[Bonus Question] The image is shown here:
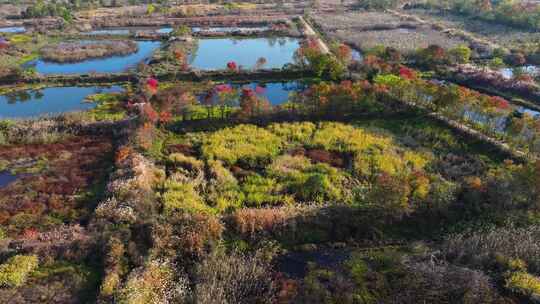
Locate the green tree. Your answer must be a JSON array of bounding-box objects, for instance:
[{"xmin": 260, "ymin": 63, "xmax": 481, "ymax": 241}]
[{"xmin": 448, "ymin": 45, "xmax": 472, "ymax": 64}]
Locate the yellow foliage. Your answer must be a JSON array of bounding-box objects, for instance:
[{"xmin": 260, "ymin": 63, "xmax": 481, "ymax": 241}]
[
  {"xmin": 506, "ymin": 271, "xmax": 540, "ymax": 296},
  {"xmin": 403, "ymin": 151, "xmax": 430, "ymax": 171},
  {"xmin": 268, "ymin": 122, "xmax": 316, "ymax": 145},
  {"xmin": 162, "ymin": 180, "xmax": 214, "ymax": 215},
  {"xmin": 168, "ymin": 153, "xmax": 204, "ymax": 172},
  {"xmin": 100, "ymin": 272, "xmax": 120, "ymax": 297},
  {"xmin": 311, "ymin": 122, "xmax": 391, "ymax": 153},
  {"xmin": 9, "ymin": 34, "xmax": 32, "ymax": 44},
  {"xmin": 411, "ymin": 174, "xmax": 431, "ymax": 201},
  {"xmin": 201, "ymin": 124, "xmax": 282, "ymax": 166},
  {"xmin": 0, "ymin": 254, "xmax": 39, "ymax": 287}
]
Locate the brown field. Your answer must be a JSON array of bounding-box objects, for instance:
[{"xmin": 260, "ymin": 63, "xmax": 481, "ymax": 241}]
[{"xmin": 312, "ymin": 11, "xmax": 468, "ymax": 53}]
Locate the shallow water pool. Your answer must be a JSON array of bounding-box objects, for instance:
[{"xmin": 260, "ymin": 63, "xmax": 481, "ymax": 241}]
[
  {"xmin": 189, "ymin": 37, "xmax": 300, "ymax": 70},
  {"xmin": 0, "ymin": 86, "xmax": 123, "ymax": 119},
  {"xmin": 26, "ymin": 41, "xmax": 161, "ymax": 74}
]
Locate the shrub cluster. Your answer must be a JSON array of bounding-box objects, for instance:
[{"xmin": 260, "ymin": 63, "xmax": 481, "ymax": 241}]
[{"xmin": 0, "ymin": 255, "xmax": 39, "ymax": 287}]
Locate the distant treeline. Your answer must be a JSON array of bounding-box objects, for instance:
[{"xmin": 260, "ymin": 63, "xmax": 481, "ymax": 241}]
[{"xmin": 410, "ymin": 0, "xmax": 540, "ymax": 31}]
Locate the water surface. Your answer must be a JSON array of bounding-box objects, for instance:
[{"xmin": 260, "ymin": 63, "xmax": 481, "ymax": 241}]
[
  {"xmin": 0, "ymin": 86, "xmax": 122, "ymax": 119},
  {"xmin": 0, "ymin": 171, "xmax": 22, "ymax": 188},
  {"xmin": 200, "ymin": 81, "xmax": 305, "ymax": 106},
  {"xmin": 26, "ymin": 41, "xmax": 161, "ymax": 74},
  {"xmin": 157, "ymin": 27, "xmax": 173, "ymax": 34},
  {"xmin": 0, "ymin": 27, "xmax": 25, "ymax": 33},
  {"xmin": 517, "ymin": 106, "xmax": 540, "ymax": 117},
  {"xmin": 351, "ymin": 49, "xmax": 363, "ymax": 61},
  {"xmin": 500, "ymin": 65, "xmax": 539, "ymax": 79},
  {"xmin": 190, "ymin": 37, "xmax": 300, "ymax": 70}
]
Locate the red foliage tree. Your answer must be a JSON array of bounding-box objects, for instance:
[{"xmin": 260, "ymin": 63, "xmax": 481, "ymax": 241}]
[
  {"xmin": 159, "ymin": 111, "xmax": 173, "ymax": 123},
  {"xmin": 0, "ymin": 40, "xmax": 8, "ymax": 50},
  {"xmin": 255, "ymin": 57, "xmax": 267, "ymax": 70},
  {"xmin": 227, "ymin": 61, "xmax": 238, "ymax": 72},
  {"xmin": 239, "ymin": 87, "xmax": 269, "ymax": 117},
  {"xmin": 146, "ymin": 77, "xmax": 159, "ymax": 95},
  {"xmin": 399, "ymin": 66, "xmax": 417, "ymax": 80},
  {"xmin": 140, "ymin": 103, "xmax": 159, "ymax": 123}
]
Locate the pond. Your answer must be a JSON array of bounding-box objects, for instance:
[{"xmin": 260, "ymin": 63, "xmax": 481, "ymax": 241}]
[
  {"xmin": 0, "ymin": 26, "xmax": 25, "ymax": 33},
  {"xmin": 0, "ymin": 171, "xmax": 25, "ymax": 188},
  {"xmin": 499, "ymin": 65, "xmax": 539, "ymax": 79},
  {"xmin": 275, "ymin": 249, "xmax": 351, "ymax": 279},
  {"xmin": 518, "ymin": 106, "xmax": 540, "ymax": 117},
  {"xmin": 189, "ymin": 37, "xmax": 300, "ymax": 70},
  {"xmin": 0, "ymin": 86, "xmax": 123, "ymax": 119},
  {"xmin": 25, "ymin": 41, "xmax": 161, "ymax": 74},
  {"xmin": 200, "ymin": 81, "xmax": 306, "ymax": 106},
  {"xmin": 351, "ymin": 48, "xmax": 363, "ymax": 61},
  {"xmin": 157, "ymin": 27, "xmax": 173, "ymax": 34}
]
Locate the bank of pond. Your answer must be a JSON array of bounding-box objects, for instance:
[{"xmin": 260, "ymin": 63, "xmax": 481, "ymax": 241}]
[
  {"xmin": 83, "ymin": 26, "xmax": 270, "ymax": 36},
  {"xmin": 192, "ymin": 26, "xmax": 270, "ymax": 33},
  {"xmin": 84, "ymin": 27, "xmax": 173, "ymax": 35}
]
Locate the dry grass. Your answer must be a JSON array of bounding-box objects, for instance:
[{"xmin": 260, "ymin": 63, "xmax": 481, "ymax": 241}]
[
  {"xmin": 404, "ymin": 8, "xmax": 540, "ymax": 50},
  {"xmin": 443, "ymin": 226, "xmax": 540, "ymax": 274},
  {"xmin": 312, "ymin": 11, "xmax": 406, "ymax": 31},
  {"xmin": 312, "ymin": 11, "xmax": 468, "ymax": 53},
  {"xmin": 0, "ymin": 135, "xmax": 113, "ymax": 237},
  {"xmin": 337, "ymin": 26, "xmax": 466, "ymax": 53},
  {"xmin": 195, "ymin": 249, "xmax": 275, "ymax": 304}
]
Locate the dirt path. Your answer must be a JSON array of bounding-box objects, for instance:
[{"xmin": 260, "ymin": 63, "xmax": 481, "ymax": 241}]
[{"xmin": 298, "ymin": 16, "xmax": 330, "ymax": 54}]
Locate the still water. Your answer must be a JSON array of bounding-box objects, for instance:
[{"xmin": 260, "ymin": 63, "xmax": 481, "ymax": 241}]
[
  {"xmin": 26, "ymin": 41, "xmax": 161, "ymax": 74},
  {"xmin": 190, "ymin": 37, "xmax": 300, "ymax": 70},
  {"xmin": 0, "ymin": 86, "xmax": 122, "ymax": 118},
  {"xmin": 200, "ymin": 81, "xmax": 306, "ymax": 106}
]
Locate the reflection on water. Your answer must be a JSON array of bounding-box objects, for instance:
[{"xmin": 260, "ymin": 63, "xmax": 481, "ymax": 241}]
[
  {"xmin": 190, "ymin": 37, "xmax": 300, "ymax": 70},
  {"xmin": 0, "ymin": 86, "xmax": 123, "ymax": 118},
  {"xmin": 462, "ymin": 104, "xmax": 540, "ymax": 133},
  {"xmin": 499, "ymin": 65, "xmax": 539, "ymax": 79},
  {"xmin": 25, "ymin": 41, "xmax": 161, "ymax": 74},
  {"xmin": 199, "ymin": 81, "xmax": 307, "ymax": 106}
]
